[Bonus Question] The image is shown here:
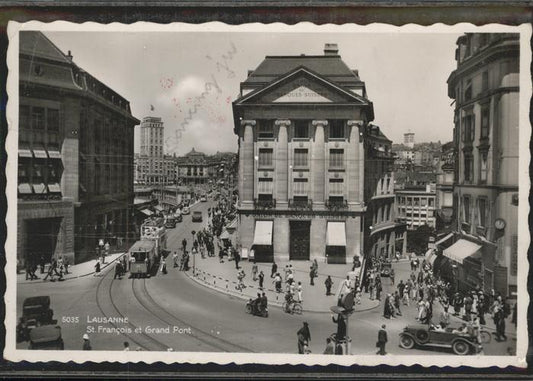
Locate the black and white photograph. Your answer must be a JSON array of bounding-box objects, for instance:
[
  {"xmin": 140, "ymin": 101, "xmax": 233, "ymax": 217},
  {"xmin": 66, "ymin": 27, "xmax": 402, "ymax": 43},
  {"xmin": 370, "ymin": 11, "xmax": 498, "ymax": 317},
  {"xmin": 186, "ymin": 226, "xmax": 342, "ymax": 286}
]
[{"xmin": 4, "ymin": 21, "xmax": 530, "ymax": 367}]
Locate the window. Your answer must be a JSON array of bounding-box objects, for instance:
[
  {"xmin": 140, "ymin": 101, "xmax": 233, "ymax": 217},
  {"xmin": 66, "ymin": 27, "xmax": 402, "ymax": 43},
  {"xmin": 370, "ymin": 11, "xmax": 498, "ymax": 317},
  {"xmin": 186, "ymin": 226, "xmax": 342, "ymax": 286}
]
[
  {"xmin": 406, "ymin": 197, "xmax": 412, "ymax": 206},
  {"xmin": 258, "ymin": 148, "xmax": 273, "ymax": 167},
  {"xmin": 481, "ymin": 105, "xmax": 490, "ymax": 139},
  {"xmin": 294, "ymin": 120, "xmax": 309, "ymax": 139},
  {"xmin": 481, "ymin": 71, "xmax": 489, "ymax": 92},
  {"xmin": 464, "ymin": 154, "xmax": 474, "ymax": 182},
  {"xmin": 293, "ymin": 178, "xmax": 308, "ymax": 195},
  {"xmin": 258, "ymin": 178, "xmax": 273, "ymax": 194},
  {"xmin": 329, "ymin": 120, "xmax": 345, "ymax": 139},
  {"xmin": 463, "ymin": 196, "xmax": 471, "ymax": 223},
  {"xmin": 462, "ymin": 114, "xmax": 475, "ymax": 142},
  {"xmin": 329, "ymin": 178, "xmax": 344, "ymax": 195},
  {"xmin": 464, "ymin": 80, "xmax": 472, "ymax": 101},
  {"xmin": 480, "ymin": 153, "xmax": 488, "ymax": 182},
  {"xmin": 414, "ymin": 198, "xmax": 419, "ymax": 207},
  {"xmin": 294, "ymin": 149, "xmax": 308, "ymax": 167},
  {"xmin": 421, "ymin": 198, "xmax": 427, "ymax": 207},
  {"xmin": 32, "ymin": 107, "xmax": 45, "ymax": 130},
  {"xmin": 329, "ymin": 149, "xmax": 344, "ymax": 169},
  {"xmin": 428, "ymin": 198, "xmax": 434, "ymax": 207},
  {"xmin": 386, "ymin": 204, "xmax": 391, "ymax": 220},
  {"xmin": 20, "ymin": 105, "xmax": 30, "ymax": 130},
  {"xmin": 386, "ymin": 178, "xmax": 391, "ymax": 193},
  {"xmin": 47, "ymin": 109, "xmax": 59, "ymax": 131},
  {"xmin": 477, "ymin": 198, "xmax": 488, "ymax": 228},
  {"xmin": 258, "ymin": 120, "xmax": 274, "ymax": 139}
]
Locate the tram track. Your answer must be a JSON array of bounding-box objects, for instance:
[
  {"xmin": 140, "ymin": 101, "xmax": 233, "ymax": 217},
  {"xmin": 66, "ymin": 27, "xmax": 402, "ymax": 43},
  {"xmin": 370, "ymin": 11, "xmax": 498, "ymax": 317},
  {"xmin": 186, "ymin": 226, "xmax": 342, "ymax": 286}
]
[
  {"xmin": 94, "ymin": 268, "xmax": 169, "ymax": 352},
  {"xmin": 131, "ymin": 277, "xmax": 254, "ymax": 353}
]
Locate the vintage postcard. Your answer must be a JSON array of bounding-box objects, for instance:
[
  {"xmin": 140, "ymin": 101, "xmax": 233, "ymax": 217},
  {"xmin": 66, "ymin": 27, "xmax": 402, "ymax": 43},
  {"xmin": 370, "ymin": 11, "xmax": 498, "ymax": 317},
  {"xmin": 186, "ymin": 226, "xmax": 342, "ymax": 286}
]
[{"xmin": 4, "ymin": 21, "xmax": 530, "ymax": 367}]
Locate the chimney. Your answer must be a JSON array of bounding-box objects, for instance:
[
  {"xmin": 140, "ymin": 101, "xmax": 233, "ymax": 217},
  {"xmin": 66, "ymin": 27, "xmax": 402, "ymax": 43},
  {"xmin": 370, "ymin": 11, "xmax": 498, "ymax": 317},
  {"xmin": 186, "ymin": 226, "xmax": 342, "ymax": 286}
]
[
  {"xmin": 67, "ymin": 50, "xmax": 73, "ymax": 60},
  {"xmin": 324, "ymin": 43, "xmax": 339, "ymax": 56}
]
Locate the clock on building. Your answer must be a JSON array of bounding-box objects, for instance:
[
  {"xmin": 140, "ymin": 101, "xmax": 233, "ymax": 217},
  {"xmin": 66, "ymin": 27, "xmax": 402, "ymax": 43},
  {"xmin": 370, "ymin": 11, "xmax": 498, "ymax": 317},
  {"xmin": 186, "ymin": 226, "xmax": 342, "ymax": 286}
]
[{"xmin": 494, "ymin": 218, "xmax": 506, "ymax": 230}]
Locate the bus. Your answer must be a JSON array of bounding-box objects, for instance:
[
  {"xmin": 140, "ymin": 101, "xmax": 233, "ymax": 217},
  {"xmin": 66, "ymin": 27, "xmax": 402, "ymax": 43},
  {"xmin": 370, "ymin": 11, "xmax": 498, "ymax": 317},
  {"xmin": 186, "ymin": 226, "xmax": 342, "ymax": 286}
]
[{"xmin": 129, "ymin": 240, "xmax": 157, "ymax": 277}]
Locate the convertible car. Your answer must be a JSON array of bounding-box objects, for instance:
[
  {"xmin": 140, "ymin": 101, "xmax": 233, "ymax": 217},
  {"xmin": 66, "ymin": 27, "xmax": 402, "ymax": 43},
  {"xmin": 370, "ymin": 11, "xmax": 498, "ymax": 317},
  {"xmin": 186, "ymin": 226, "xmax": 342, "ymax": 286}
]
[{"xmin": 399, "ymin": 324, "xmax": 482, "ymax": 355}]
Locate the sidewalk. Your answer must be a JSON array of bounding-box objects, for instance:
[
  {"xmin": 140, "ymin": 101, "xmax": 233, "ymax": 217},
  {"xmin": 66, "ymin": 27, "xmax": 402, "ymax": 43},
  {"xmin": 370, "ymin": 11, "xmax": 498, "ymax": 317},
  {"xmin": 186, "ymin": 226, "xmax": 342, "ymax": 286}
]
[
  {"xmin": 17, "ymin": 252, "xmax": 126, "ymax": 285},
  {"xmin": 184, "ymin": 254, "xmax": 380, "ymax": 313}
]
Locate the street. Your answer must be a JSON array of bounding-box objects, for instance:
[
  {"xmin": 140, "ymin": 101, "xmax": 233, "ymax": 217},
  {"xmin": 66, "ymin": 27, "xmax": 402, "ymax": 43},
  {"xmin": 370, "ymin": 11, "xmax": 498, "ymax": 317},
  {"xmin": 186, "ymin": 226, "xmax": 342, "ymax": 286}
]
[{"xmin": 17, "ymin": 198, "xmax": 516, "ymax": 355}]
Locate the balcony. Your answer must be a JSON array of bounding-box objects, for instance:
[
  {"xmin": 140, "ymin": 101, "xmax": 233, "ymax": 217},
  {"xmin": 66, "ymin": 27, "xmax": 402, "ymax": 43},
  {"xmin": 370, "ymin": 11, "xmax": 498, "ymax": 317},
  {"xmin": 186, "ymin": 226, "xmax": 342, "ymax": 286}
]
[
  {"xmin": 325, "ymin": 199, "xmax": 348, "ymax": 211},
  {"xmin": 254, "ymin": 198, "xmax": 276, "ymax": 210},
  {"xmin": 289, "ymin": 198, "xmax": 313, "ymax": 210}
]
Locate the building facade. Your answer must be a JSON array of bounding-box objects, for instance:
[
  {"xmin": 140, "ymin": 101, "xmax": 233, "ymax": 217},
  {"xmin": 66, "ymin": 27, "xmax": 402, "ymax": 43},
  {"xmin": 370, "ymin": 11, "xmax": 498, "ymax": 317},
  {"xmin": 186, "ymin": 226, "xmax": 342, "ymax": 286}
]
[
  {"xmin": 176, "ymin": 148, "xmax": 210, "ymax": 185},
  {"xmin": 435, "ymin": 141, "xmax": 455, "ymax": 233},
  {"xmin": 403, "ymin": 132, "xmax": 415, "ymax": 148},
  {"xmin": 363, "ymin": 125, "xmax": 406, "ymax": 261},
  {"xmin": 233, "ymin": 44, "xmax": 376, "ymax": 264},
  {"xmin": 442, "ymin": 33, "xmax": 519, "ymax": 297},
  {"xmin": 396, "ymin": 185, "xmax": 437, "ymax": 230},
  {"xmin": 18, "ymin": 31, "xmax": 139, "ymax": 265}
]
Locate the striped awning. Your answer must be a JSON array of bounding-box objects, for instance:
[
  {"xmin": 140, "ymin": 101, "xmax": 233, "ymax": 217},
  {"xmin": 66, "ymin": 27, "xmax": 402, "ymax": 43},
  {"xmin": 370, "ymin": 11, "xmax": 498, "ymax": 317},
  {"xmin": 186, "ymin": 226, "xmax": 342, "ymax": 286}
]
[
  {"xmin": 252, "ymin": 220, "xmax": 273, "ymax": 246},
  {"xmin": 327, "ymin": 222, "xmax": 346, "ymax": 246},
  {"xmin": 33, "ymin": 183, "xmax": 47, "ymax": 194},
  {"xmin": 18, "ymin": 149, "xmax": 32, "ymax": 158},
  {"xmin": 443, "ymin": 239, "xmax": 482, "ymax": 265},
  {"xmin": 48, "ymin": 150, "xmax": 61, "ymax": 159},
  {"xmin": 48, "ymin": 183, "xmax": 61, "ymax": 193},
  {"xmin": 33, "ymin": 149, "xmax": 47, "ymax": 159}
]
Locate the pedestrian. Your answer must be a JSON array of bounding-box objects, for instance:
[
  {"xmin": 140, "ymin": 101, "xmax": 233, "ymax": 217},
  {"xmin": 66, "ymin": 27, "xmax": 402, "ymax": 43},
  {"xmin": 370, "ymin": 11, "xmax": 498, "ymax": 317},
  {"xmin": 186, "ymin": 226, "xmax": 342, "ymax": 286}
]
[
  {"xmin": 82, "ymin": 333, "xmax": 92, "ymax": 350},
  {"xmin": 439, "ymin": 305, "xmax": 450, "ymax": 328},
  {"xmin": 123, "ymin": 341, "xmax": 130, "ymax": 351},
  {"xmin": 297, "ymin": 322, "xmax": 311, "ymax": 354},
  {"xmin": 383, "ymin": 294, "xmax": 392, "ymax": 319},
  {"xmin": 161, "ymin": 260, "xmax": 167, "ymax": 275},
  {"xmin": 394, "ymin": 291, "xmax": 402, "ymax": 316},
  {"xmin": 323, "ymin": 337, "xmax": 335, "ymax": 354},
  {"xmin": 273, "ymin": 273, "xmax": 282, "ymax": 293},
  {"xmin": 114, "ymin": 261, "xmax": 122, "ymax": 279},
  {"xmin": 376, "ymin": 324, "xmax": 387, "ymax": 355},
  {"xmin": 252, "ymin": 260, "xmax": 258, "ymax": 281},
  {"xmin": 376, "ymin": 279, "xmax": 383, "ymax": 301},
  {"xmin": 390, "ymin": 268, "xmax": 395, "ymax": 285},
  {"xmin": 271, "ymin": 261, "xmax": 278, "ymax": 278},
  {"xmin": 39, "ymin": 255, "xmax": 45, "ymax": 274},
  {"xmin": 258, "ymin": 270, "xmax": 264, "ymax": 289},
  {"xmin": 297, "ymin": 281, "xmax": 303, "ymax": 303},
  {"xmin": 325, "ymin": 275, "xmax": 333, "ymax": 296},
  {"xmin": 309, "ymin": 267, "xmax": 316, "ymax": 286},
  {"xmin": 64, "ymin": 257, "xmax": 69, "ymax": 274},
  {"xmin": 182, "ymin": 238, "xmax": 187, "ymax": 254}
]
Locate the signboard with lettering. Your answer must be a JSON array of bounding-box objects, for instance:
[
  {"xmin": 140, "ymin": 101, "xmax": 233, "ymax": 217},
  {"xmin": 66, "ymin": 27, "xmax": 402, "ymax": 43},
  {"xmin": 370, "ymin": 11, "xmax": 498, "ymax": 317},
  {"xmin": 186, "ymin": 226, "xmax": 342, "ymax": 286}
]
[{"xmin": 273, "ymin": 86, "xmax": 333, "ymax": 103}]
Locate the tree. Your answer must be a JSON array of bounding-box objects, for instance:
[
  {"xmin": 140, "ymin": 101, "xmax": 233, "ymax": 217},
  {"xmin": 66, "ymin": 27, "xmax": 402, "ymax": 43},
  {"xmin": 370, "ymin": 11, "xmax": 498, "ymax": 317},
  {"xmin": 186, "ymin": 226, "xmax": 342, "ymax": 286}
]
[{"xmin": 406, "ymin": 224, "xmax": 434, "ymax": 255}]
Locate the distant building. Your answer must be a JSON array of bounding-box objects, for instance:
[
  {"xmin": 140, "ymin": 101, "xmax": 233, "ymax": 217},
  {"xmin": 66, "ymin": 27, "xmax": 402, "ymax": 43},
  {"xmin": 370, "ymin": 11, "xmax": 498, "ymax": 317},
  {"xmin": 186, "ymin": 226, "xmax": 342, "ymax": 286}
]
[
  {"xmin": 441, "ymin": 32, "xmax": 519, "ymax": 297},
  {"xmin": 18, "ymin": 31, "xmax": 139, "ymax": 265},
  {"xmin": 403, "ymin": 132, "xmax": 415, "ymax": 148},
  {"xmin": 364, "ymin": 125, "xmax": 407, "ymax": 260},
  {"xmin": 435, "ymin": 141, "xmax": 455, "ymax": 232},
  {"xmin": 396, "ymin": 184, "xmax": 437, "ymax": 230},
  {"xmin": 233, "ymin": 43, "xmax": 375, "ymax": 264},
  {"xmin": 135, "ymin": 117, "xmax": 176, "ymax": 185},
  {"xmin": 176, "ymin": 148, "xmax": 210, "ymax": 185}
]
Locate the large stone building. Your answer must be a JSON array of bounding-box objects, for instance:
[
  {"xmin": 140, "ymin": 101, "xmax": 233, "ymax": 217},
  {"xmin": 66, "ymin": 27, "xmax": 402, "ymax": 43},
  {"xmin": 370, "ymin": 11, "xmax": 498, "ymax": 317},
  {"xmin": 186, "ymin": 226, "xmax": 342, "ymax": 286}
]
[
  {"xmin": 439, "ymin": 33, "xmax": 519, "ymax": 297},
  {"xmin": 176, "ymin": 148, "xmax": 210, "ymax": 185},
  {"xmin": 18, "ymin": 31, "xmax": 139, "ymax": 265},
  {"xmin": 232, "ymin": 43, "xmax": 378, "ymax": 264},
  {"xmin": 135, "ymin": 116, "xmax": 176, "ymax": 185},
  {"xmin": 396, "ymin": 184, "xmax": 437, "ymax": 230},
  {"xmin": 435, "ymin": 141, "xmax": 455, "ymax": 233}
]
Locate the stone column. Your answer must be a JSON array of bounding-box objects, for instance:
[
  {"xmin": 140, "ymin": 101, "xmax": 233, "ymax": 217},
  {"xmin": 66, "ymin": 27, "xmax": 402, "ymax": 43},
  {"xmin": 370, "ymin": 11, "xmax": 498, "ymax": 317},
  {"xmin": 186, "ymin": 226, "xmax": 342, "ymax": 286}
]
[
  {"xmin": 312, "ymin": 120, "xmax": 327, "ymax": 205},
  {"xmin": 241, "ymin": 120, "xmax": 256, "ymax": 205},
  {"xmin": 347, "ymin": 120, "xmax": 363, "ymax": 204},
  {"xmin": 275, "ymin": 120, "xmax": 290, "ymax": 206}
]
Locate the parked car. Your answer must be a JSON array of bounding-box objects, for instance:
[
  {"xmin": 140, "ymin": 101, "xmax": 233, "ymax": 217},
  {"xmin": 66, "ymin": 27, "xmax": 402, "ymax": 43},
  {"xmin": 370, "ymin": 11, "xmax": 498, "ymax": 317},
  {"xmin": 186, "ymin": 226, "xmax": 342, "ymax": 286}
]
[
  {"xmin": 380, "ymin": 262, "xmax": 392, "ymax": 277},
  {"xmin": 182, "ymin": 207, "xmax": 190, "ymax": 215},
  {"xmin": 200, "ymin": 195, "xmax": 207, "ymax": 202},
  {"xmin": 22, "ymin": 296, "xmax": 54, "ymax": 329},
  {"xmin": 28, "ymin": 324, "xmax": 64, "ymax": 350},
  {"xmin": 192, "ymin": 211, "xmax": 203, "ymax": 222},
  {"xmin": 175, "ymin": 214, "xmax": 183, "ymax": 223},
  {"xmin": 399, "ymin": 324, "xmax": 482, "ymax": 355}
]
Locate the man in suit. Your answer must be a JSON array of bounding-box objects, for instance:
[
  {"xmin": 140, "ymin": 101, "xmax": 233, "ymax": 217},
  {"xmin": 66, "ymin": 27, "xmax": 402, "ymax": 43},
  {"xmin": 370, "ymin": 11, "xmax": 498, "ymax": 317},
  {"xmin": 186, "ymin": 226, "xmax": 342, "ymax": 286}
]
[{"xmin": 376, "ymin": 324, "xmax": 388, "ymax": 355}]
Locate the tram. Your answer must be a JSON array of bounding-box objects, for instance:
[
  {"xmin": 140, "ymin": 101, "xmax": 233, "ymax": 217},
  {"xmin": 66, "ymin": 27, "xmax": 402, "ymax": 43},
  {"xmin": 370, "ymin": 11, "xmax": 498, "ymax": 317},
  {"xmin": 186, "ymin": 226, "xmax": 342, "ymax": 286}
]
[
  {"xmin": 129, "ymin": 240, "xmax": 157, "ymax": 277},
  {"xmin": 140, "ymin": 217, "xmax": 168, "ymax": 257}
]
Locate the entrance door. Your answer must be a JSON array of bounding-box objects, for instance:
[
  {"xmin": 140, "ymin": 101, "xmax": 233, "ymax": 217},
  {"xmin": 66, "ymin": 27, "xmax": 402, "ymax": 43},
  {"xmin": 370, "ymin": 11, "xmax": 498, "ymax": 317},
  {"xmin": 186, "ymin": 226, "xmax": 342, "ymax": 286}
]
[
  {"xmin": 289, "ymin": 221, "xmax": 310, "ymax": 260},
  {"xmin": 25, "ymin": 217, "xmax": 62, "ymax": 264}
]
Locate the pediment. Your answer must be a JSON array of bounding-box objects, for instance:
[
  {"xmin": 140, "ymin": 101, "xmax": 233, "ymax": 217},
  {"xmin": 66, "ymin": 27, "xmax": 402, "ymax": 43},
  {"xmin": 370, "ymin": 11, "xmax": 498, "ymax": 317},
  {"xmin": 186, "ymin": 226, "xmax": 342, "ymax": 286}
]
[{"xmin": 237, "ymin": 67, "xmax": 368, "ymax": 105}]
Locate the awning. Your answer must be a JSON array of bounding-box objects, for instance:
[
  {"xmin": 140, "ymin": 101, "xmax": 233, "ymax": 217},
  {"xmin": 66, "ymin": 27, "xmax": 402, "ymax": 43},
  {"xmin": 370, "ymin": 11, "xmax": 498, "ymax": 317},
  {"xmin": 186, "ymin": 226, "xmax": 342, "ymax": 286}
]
[
  {"xmin": 435, "ymin": 232, "xmax": 454, "ymax": 246},
  {"xmin": 48, "ymin": 183, "xmax": 61, "ymax": 193},
  {"xmin": 18, "ymin": 183, "xmax": 32, "ymax": 194},
  {"xmin": 48, "ymin": 150, "xmax": 61, "ymax": 159},
  {"xmin": 443, "ymin": 239, "xmax": 482, "ymax": 264},
  {"xmin": 18, "ymin": 149, "xmax": 32, "ymax": 158},
  {"xmin": 327, "ymin": 222, "xmax": 346, "ymax": 246},
  {"xmin": 425, "ymin": 249, "xmax": 435, "ymax": 262},
  {"xmin": 140, "ymin": 209, "xmax": 153, "ymax": 216},
  {"xmin": 252, "ymin": 220, "xmax": 273, "ymax": 246},
  {"xmin": 33, "ymin": 149, "xmax": 47, "ymax": 159},
  {"xmin": 33, "ymin": 183, "xmax": 47, "ymax": 194}
]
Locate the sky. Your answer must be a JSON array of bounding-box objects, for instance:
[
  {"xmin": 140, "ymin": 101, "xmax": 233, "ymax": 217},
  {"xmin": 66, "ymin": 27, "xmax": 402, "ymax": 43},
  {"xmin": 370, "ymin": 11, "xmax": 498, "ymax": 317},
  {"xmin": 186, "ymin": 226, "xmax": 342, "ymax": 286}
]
[{"xmin": 44, "ymin": 30, "xmax": 462, "ymax": 155}]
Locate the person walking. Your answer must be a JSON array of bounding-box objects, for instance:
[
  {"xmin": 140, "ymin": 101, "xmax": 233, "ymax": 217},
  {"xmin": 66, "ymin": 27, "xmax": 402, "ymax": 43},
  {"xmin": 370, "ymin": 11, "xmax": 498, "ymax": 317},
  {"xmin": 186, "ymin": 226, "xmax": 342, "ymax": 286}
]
[
  {"xmin": 182, "ymin": 238, "xmax": 187, "ymax": 254},
  {"xmin": 390, "ymin": 268, "xmax": 395, "ymax": 285},
  {"xmin": 273, "ymin": 273, "xmax": 282, "ymax": 293},
  {"xmin": 325, "ymin": 276, "xmax": 333, "ymax": 296},
  {"xmin": 297, "ymin": 281, "xmax": 303, "ymax": 303},
  {"xmin": 114, "ymin": 260, "xmax": 122, "ymax": 279},
  {"xmin": 258, "ymin": 270, "xmax": 265, "ymax": 289},
  {"xmin": 233, "ymin": 248, "xmax": 241, "ymax": 269},
  {"xmin": 94, "ymin": 260, "xmax": 101, "ymax": 277},
  {"xmin": 251, "ymin": 261, "xmax": 258, "ymax": 281},
  {"xmin": 297, "ymin": 322, "xmax": 311, "ymax": 354},
  {"xmin": 309, "ymin": 267, "xmax": 317, "ymax": 286},
  {"xmin": 376, "ymin": 324, "xmax": 388, "ymax": 355},
  {"xmin": 39, "ymin": 255, "xmax": 45, "ymax": 274},
  {"xmin": 323, "ymin": 337, "xmax": 335, "ymax": 354},
  {"xmin": 82, "ymin": 334, "xmax": 92, "ymax": 350},
  {"xmin": 271, "ymin": 261, "xmax": 278, "ymax": 278}
]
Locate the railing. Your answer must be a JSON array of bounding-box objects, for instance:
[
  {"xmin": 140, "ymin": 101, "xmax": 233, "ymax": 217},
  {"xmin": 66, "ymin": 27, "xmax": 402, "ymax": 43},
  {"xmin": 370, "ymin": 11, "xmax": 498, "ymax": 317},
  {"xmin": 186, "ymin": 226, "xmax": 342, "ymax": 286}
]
[
  {"xmin": 254, "ymin": 198, "xmax": 276, "ymax": 210},
  {"xmin": 325, "ymin": 199, "xmax": 348, "ymax": 210},
  {"xmin": 288, "ymin": 199, "xmax": 313, "ymax": 210}
]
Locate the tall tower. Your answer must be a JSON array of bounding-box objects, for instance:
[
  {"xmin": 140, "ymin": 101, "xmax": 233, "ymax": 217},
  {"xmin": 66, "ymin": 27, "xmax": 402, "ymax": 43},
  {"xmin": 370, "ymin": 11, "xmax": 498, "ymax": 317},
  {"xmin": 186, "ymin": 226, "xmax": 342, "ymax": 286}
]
[
  {"xmin": 403, "ymin": 132, "xmax": 415, "ymax": 148},
  {"xmin": 140, "ymin": 116, "xmax": 164, "ymax": 158}
]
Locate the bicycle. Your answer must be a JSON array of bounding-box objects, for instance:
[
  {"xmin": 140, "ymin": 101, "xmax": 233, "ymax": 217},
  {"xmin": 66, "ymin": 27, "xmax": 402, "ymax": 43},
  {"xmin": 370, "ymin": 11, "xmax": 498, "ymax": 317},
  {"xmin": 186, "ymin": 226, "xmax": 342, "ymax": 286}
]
[{"xmin": 282, "ymin": 300, "xmax": 303, "ymax": 315}]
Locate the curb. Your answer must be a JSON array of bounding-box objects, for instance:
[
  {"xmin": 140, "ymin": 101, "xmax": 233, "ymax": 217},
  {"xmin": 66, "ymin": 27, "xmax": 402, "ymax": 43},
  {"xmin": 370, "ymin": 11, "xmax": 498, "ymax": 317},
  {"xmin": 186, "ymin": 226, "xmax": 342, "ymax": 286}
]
[
  {"xmin": 17, "ymin": 252, "xmax": 127, "ymax": 285},
  {"xmin": 184, "ymin": 269, "xmax": 381, "ymax": 314}
]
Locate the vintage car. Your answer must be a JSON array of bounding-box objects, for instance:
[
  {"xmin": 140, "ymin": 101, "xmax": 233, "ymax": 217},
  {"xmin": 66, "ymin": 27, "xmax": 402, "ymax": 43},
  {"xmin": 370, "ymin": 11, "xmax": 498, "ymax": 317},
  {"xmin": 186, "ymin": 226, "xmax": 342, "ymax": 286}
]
[
  {"xmin": 182, "ymin": 206, "xmax": 190, "ymax": 215},
  {"xmin": 22, "ymin": 296, "xmax": 54, "ymax": 329},
  {"xmin": 192, "ymin": 211, "xmax": 203, "ymax": 222},
  {"xmin": 175, "ymin": 213, "xmax": 183, "ymax": 223},
  {"xmin": 380, "ymin": 261, "xmax": 392, "ymax": 277},
  {"xmin": 28, "ymin": 325, "xmax": 64, "ymax": 350},
  {"xmin": 399, "ymin": 324, "xmax": 482, "ymax": 355}
]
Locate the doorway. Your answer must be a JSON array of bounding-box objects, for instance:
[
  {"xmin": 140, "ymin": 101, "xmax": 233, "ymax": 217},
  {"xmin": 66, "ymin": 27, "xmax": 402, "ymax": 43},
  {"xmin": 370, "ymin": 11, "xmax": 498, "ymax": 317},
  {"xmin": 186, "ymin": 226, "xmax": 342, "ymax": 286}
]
[{"xmin": 289, "ymin": 220, "xmax": 310, "ymax": 260}]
